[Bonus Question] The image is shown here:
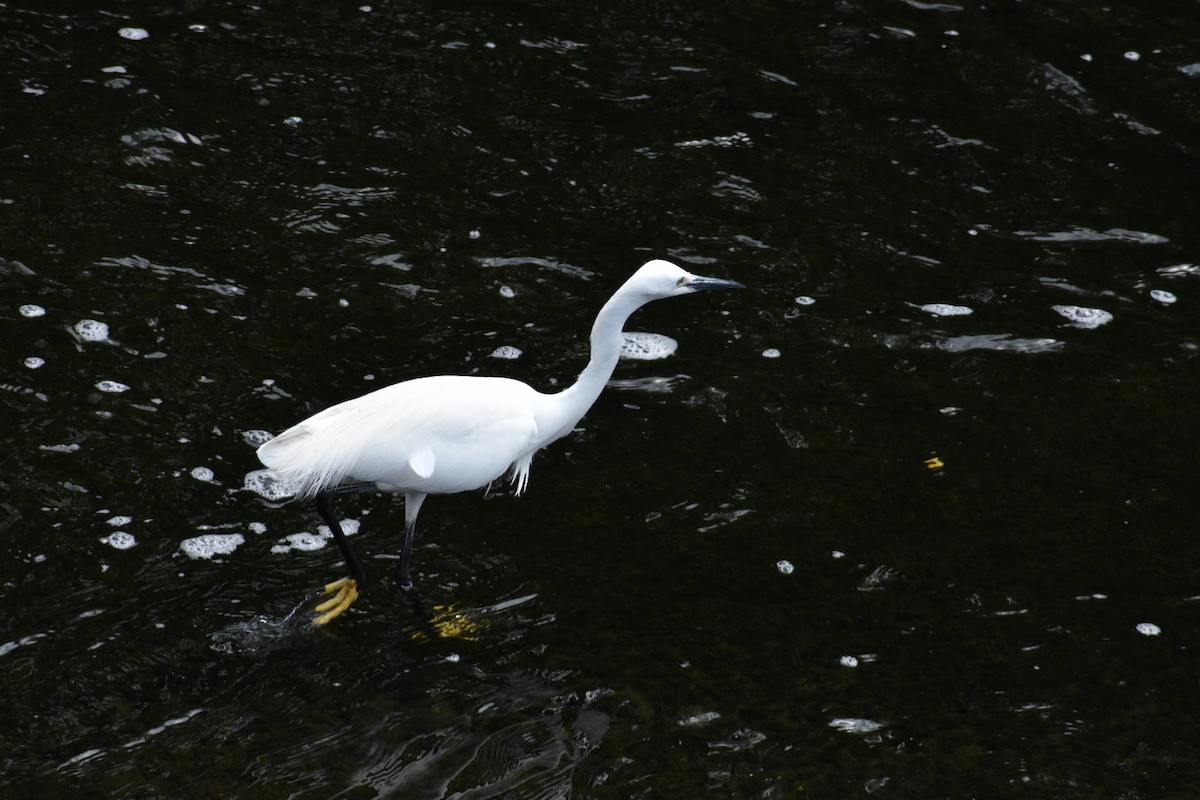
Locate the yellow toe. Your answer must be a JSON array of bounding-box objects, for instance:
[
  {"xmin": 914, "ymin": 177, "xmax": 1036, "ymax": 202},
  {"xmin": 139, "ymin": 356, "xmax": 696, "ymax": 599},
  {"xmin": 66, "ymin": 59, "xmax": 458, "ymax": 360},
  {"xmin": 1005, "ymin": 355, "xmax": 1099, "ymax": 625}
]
[
  {"xmin": 323, "ymin": 576, "xmax": 354, "ymax": 594},
  {"xmin": 312, "ymin": 579, "xmax": 359, "ymax": 625}
]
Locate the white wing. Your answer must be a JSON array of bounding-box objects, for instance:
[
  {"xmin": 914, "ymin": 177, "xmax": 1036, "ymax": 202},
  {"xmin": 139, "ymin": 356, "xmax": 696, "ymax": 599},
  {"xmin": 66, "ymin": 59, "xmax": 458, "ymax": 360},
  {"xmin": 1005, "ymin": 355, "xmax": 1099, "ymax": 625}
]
[{"xmin": 257, "ymin": 375, "xmax": 545, "ymax": 498}]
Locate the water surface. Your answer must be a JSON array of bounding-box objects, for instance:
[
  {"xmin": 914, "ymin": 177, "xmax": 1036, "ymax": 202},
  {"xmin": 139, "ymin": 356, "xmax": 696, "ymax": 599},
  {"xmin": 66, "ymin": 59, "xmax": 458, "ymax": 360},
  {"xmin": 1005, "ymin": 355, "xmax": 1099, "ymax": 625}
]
[{"xmin": 4, "ymin": 1, "xmax": 1200, "ymax": 797}]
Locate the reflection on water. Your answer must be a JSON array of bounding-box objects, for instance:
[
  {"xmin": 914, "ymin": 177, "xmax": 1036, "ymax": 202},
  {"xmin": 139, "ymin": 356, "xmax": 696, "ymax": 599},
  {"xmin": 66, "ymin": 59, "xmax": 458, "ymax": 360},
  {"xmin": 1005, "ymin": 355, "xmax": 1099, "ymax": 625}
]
[{"xmin": 5, "ymin": 0, "xmax": 1200, "ymax": 796}]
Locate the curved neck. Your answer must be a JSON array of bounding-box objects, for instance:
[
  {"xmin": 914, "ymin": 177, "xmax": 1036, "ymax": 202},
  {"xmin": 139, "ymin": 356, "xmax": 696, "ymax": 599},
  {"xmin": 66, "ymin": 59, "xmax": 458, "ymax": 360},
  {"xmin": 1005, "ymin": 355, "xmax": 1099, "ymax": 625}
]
[{"xmin": 544, "ymin": 288, "xmax": 645, "ymax": 436}]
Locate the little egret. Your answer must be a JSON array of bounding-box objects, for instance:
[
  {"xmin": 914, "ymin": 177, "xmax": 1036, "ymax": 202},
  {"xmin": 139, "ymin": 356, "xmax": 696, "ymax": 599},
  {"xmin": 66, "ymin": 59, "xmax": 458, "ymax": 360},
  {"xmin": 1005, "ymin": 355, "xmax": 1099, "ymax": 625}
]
[{"xmin": 257, "ymin": 259, "xmax": 743, "ymax": 624}]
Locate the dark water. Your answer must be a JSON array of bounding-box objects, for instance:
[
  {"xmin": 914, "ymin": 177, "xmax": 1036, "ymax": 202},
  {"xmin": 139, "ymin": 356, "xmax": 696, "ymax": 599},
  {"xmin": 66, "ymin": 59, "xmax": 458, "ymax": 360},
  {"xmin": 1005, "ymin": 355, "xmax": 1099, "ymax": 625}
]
[{"xmin": 5, "ymin": 1, "xmax": 1200, "ymax": 797}]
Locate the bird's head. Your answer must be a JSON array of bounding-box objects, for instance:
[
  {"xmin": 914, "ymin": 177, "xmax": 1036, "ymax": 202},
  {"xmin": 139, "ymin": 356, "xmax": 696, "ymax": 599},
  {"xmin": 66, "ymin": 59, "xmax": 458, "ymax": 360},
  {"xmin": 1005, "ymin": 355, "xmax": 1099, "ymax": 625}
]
[{"xmin": 627, "ymin": 259, "xmax": 745, "ymax": 299}]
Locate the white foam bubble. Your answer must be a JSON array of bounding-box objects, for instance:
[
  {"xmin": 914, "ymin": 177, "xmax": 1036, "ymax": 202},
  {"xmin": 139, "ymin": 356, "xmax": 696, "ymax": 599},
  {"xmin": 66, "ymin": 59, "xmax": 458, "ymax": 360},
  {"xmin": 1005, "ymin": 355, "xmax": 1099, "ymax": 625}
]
[
  {"xmin": 920, "ymin": 303, "xmax": 973, "ymax": 316},
  {"xmin": 74, "ymin": 319, "xmax": 110, "ymax": 342},
  {"xmin": 776, "ymin": 559, "xmax": 794, "ymax": 575},
  {"xmin": 248, "ymin": 521, "xmax": 267, "ymax": 534},
  {"xmin": 101, "ymin": 531, "xmax": 138, "ymax": 550},
  {"xmin": 242, "ymin": 429, "xmax": 274, "ymax": 447},
  {"xmin": 620, "ymin": 332, "xmax": 678, "ymax": 360},
  {"xmin": 119, "ymin": 27, "xmax": 150, "ymax": 40},
  {"xmin": 677, "ymin": 711, "xmax": 721, "ymax": 728},
  {"xmin": 107, "ymin": 515, "xmax": 133, "ymax": 526},
  {"xmin": 1150, "ymin": 289, "xmax": 1177, "ymax": 304},
  {"xmin": 1052, "ymin": 305, "xmax": 1113, "ymax": 329},
  {"xmin": 190, "ymin": 466, "xmax": 215, "ymax": 482},
  {"xmin": 762, "ymin": 348, "xmax": 781, "ymax": 358},
  {"xmin": 498, "ymin": 285, "xmax": 515, "ymax": 298},
  {"xmin": 96, "ymin": 380, "xmax": 130, "ymax": 393},
  {"xmin": 317, "ymin": 519, "xmax": 360, "ymax": 537},
  {"xmin": 829, "ymin": 717, "xmax": 884, "ymax": 734},
  {"xmin": 270, "ymin": 532, "xmax": 327, "ymax": 553},
  {"xmin": 1135, "ymin": 622, "xmax": 1161, "ymax": 636},
  {"xmin": 243, "ymin": 469, "xmax": 297, "ymax": 501},
  {"xmin": 489, "ymin": 345, "xmax": 523, "ymax": 359},
  {"xmin": 19, "ymin": 304, "xmax": 46, "ymax": 318},
  {"xmin": 839, "ymin": 655, "xmax": 859, "ymax": 668},
  {"xmin": 180, "ymin": 533, "xmax": 244, "ymax": 560},
  {"xmin": 24, "ymin": 357, "xmax": 45, "ymax": 369},
  {"xmin": 795, "ymin": 296, "xmax": 816, "ymax": 306}
]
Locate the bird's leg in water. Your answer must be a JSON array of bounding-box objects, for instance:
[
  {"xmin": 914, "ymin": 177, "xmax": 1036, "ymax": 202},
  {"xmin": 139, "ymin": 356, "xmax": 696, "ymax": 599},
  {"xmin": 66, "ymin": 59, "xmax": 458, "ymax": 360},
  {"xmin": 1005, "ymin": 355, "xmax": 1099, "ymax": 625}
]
[
  {"xmin": 395, "ymin": 512, "xmax": 439, "ymax": 629},
  {"xmin": 312, "ymin": 487, "xmax": 370, "ymax": 625},
  {"xmin": 396, "ymin": 491, "xmax": 427, "ymax": 593},
  {"xmin": 397, "ymin": 518, "xmax": 417, "ymax": 591}
]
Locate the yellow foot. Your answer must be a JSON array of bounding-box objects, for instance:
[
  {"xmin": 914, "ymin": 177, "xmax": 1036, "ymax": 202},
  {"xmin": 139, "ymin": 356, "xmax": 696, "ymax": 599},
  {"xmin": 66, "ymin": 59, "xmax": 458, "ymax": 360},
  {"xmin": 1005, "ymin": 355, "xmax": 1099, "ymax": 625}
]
[
  {"xmin": 428, "ymin": 604, "xmax": 482, "ymax": 640},
  {"xmin": 312, "ymin": 577, "xmax": 359, "ymax": 625}
]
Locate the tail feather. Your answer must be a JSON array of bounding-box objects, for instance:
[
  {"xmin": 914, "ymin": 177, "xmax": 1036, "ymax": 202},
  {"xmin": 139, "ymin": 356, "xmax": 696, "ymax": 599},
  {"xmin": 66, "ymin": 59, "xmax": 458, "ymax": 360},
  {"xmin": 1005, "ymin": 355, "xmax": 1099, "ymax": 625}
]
[
  {"xmin": 509, "ymin": 452, "xmax": 533, "ymax": 496},
  {"xmin": 257, "ymin": 423, "xmax": 357, "ymax": 500}
]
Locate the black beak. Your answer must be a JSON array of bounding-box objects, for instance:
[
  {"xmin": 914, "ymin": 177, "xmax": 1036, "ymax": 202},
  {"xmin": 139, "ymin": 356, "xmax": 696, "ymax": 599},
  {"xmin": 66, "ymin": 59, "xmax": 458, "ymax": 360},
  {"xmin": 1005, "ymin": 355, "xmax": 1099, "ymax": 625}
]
[{"xmin": 689, "ymin": 274, "xmax": 745, "ymax": 292}]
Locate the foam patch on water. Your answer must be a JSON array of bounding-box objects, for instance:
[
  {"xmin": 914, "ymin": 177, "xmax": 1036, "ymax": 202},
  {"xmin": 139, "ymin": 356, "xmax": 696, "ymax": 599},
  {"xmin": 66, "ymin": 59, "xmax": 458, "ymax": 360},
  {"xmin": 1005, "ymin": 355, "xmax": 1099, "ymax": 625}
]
[
  {"xmin": 180, "ymin": 533, "xmax": 245, "ymax": 560},
  {"xmin": 96, "ymin": 380, "xmax": 130, "ymax": 393},
  {"xmin": 19, "ymin": 304, "xmax": 46, "ymax": 318},
  {"xmin": 795, "ymin": 296, "xmax": 816, "ymax": 306},
  {"xmin": 242, "ymin": 429, "xmax": 274, "ymax": 447},
  {"xmin": 829, "ymin": 717, "xmax": 884, "ymax": 734},
  {"xmin": 270, "ymin": 532, "xmax": 329, "ymax": 553},
  {"xmin": 620, "ymin": 332, "xmax": 678, "ymax": 360},
  {"xmin": 101, "ymin": 532, "xmax": 138, "ymax": 550},
  {"xmin": 919, "ymin": 303, "xmax": 973, "ymax": 316},
  {"xmin": 1135, "ymin": 622, "xmax": 1161, "ymax": 636},
  {"xmin": 243, "ymin": 469, "xmax": 297, "ymax": 501},
  {"xmin": 118, "ymin": 27, "xmax": 150, "ymax": 40},
  {"xmin": 762, "ymin": 348, "xmax": 781, "ymax": 358},
  {"xmin": 107, "ymin": 515, "xmax": 133, "ymax": 526},
  {"xmin": 490, "ymin": 345, "xmax": 522, "ymax": 359},
  {"xmin": 677, "ymin": 711, "xmax": 721, "ymax": 727},
  {"xmin": 190, "ymin": 466, "xmax": 215, "ymax": 482},
  {"xmin": 270, "ymin": 519, "xmax": 360, "ymax": 554},
  {"xmin": 1150, "ymin": 289, "xmax": 1177, "ymax": 304},
  {"xmin": 24, "ymin": 357, "xmax": 45, "ymax": 369},
  {"xmin": 317, "ymin": 519, "xmax": 361, "ymax": 537},
  {"xmin": 74, "ymin": 319, "xmax": 110, "ymax": 342},
  {"xmin": 776, "ymin": 559, "xmax": 794, "ymax": 575},
  {"xmin": 1053, "ymin": 305, "xmax": 1113, "ymax": 329}
]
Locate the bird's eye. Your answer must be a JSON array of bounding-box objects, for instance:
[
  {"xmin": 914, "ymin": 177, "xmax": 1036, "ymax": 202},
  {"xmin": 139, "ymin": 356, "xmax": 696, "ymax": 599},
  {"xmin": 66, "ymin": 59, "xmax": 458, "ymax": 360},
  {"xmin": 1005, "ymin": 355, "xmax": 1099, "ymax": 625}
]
[{"xmin": 676, "ymin": 276, "xmax": 688, "ymax": 287}]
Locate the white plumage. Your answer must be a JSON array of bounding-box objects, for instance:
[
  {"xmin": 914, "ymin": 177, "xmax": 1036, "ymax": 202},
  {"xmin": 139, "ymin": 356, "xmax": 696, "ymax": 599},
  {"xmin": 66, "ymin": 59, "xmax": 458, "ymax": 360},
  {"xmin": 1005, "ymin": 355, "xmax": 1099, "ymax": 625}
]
[
  {"xmin": 259, "ymin": 375, "xmax": 545, "ymax": 498},
  {"xmin": 256, "ymin": 258, "xmax": 743, "ymax": 624}
]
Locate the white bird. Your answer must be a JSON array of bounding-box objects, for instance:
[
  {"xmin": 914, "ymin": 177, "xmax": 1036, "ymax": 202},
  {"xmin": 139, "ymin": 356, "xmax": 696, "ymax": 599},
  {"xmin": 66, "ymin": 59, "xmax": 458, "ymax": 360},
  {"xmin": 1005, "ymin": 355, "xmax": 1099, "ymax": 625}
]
[{"xmin": 257, "ymin": 259, "xmax": 743, "ymax": 624}]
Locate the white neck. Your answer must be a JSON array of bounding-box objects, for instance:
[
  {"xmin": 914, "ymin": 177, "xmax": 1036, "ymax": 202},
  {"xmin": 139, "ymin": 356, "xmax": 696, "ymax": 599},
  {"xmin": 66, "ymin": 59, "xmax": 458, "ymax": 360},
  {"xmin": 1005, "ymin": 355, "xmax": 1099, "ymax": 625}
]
[{"xmin": 541, "ymin": 286, "xmax": 646, "ymax": 440}]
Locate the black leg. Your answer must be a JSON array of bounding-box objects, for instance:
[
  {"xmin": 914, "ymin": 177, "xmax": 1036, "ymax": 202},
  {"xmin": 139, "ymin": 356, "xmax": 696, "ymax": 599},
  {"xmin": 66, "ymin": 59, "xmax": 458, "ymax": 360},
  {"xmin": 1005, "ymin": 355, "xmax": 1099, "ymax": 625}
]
[
  {"xmin": 396, "ymin": 491, "xmax": 427, "ymax": 593},
  {"xmin": 397, "ymin": 517, "xmax": 416, "ymax": 591},
  {"xmin": 316, "ymin": 490, "xmax": 367, "ymax": 586}
]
